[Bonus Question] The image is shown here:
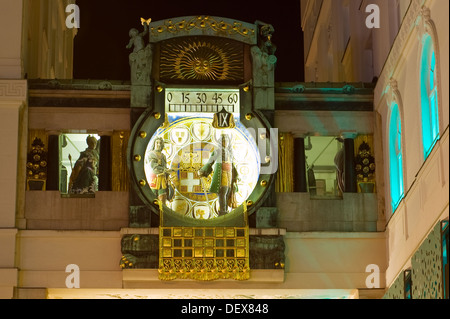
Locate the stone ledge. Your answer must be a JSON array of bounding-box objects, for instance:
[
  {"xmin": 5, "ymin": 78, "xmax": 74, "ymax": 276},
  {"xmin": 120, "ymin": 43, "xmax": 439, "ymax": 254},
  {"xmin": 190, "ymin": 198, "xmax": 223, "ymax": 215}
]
[
  {"xmin": 45, "ymin": 287, "xmax": 359, "ymax": 299},
  {"xmin": 249, "ymin": 228, "xmax": 286, "ymax": 236},
  {"xmin": 285, "ymin": 231, "xmax": 386, "ymax": 239},
  {"xmin": 14, "ymin": 288, "xmax": 47, "ymax": 299},
  {"xmin": 122, "ymin": 269, "xmax": 285, "ymax": 285},
  {"xmin": 18, "ymin": 229, "xmax": 121, "ymax": 238}
]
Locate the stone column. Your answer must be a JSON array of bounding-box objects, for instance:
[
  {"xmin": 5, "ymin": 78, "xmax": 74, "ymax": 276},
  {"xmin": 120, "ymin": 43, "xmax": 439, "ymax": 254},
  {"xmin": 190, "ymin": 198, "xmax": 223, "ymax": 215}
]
[
  {"xmin": 98, "ymin": 134, "xmax": 112, "ymax": 191},
  {"xmin": 292, "ymin": 132, "xmax": 307, "ymax": 192},
  {"xmin": 46, "ymin": 134, "xmax": 60, "ymax": 191},
  {"xmin": 341, "ymin": 132, "xmax": 358, "ymax": 193}
]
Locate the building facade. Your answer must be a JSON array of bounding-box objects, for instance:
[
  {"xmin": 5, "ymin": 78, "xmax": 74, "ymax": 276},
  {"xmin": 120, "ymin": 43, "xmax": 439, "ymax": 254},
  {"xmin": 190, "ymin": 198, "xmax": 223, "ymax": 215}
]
[{"xmin": 301, "ymin": 0, "xmax": 449, "ymax": 299}]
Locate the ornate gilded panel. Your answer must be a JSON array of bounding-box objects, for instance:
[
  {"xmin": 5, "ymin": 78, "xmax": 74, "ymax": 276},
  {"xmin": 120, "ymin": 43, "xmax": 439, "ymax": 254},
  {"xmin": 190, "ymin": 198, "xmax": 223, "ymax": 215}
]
[
  {"xmin": 159, "ymin": 36, "xmax": 244, "ymax": 84},
  {"xmin": 158, "ymin": 222, "xmax": 249, "ymax": 281}
]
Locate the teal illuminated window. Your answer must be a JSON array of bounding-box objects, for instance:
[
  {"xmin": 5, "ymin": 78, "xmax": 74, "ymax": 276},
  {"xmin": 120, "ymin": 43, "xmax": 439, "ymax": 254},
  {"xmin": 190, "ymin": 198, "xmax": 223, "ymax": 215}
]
[
  {"xmin": 420, "ymin": 35, "xmax": 439, "ymax": 159},
  {"xmin": 389, "ymin": 103, "xmax": 404, "ymax": 212},
  {"xmin": 404, "ymin": 269, "xmax": 412, "ymax": 299}
]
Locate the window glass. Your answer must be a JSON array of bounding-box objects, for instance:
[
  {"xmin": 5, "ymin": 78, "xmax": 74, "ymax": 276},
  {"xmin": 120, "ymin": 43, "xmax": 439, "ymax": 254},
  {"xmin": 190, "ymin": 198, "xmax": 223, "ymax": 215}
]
[
  {"xmin": 389, "ymin": 103, "xmax": 404, "ymax": 212},
  {"xmin": 305, "ymin": 136, "xmax": 342, "ymax": 198},
  {"xmin": 421, "ymin": 35, "xmax": 439, "ymax": 158}
]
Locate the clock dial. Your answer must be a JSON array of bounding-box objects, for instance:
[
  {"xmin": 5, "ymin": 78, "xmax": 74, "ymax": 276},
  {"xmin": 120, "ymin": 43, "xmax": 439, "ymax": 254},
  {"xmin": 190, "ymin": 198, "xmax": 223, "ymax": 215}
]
[{"xmin": 165, "ymin": 88, "xmax": 239, "ymax": 113}]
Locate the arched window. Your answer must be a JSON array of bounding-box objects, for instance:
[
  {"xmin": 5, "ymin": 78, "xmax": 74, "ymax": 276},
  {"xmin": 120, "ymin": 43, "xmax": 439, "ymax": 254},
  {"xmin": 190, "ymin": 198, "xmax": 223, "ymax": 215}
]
[
  {"xmin": 389, "ymin": 103, "xmax": 404, "ymax": 212},
  {"xmin": 420, "ymin": 34, "xmax": 439, "ymax": 159}
]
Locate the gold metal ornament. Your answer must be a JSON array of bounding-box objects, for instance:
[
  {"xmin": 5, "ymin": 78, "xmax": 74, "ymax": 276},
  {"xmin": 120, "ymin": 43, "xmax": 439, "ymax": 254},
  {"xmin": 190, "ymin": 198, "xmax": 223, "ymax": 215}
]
[
  {"xmin": 160, "ymin": 36, "xmax": 243, "ymax": 82},
  {"xmin": 150, "ymin": 16, "xmax": 255, "ymax": 39},
  {"xmin": 139, "ymin": 131, "xmax": 147, "ymax": 138},
  {"xmin": 140, "ymin": 17, "xmax": 152, "ymax": 25}
]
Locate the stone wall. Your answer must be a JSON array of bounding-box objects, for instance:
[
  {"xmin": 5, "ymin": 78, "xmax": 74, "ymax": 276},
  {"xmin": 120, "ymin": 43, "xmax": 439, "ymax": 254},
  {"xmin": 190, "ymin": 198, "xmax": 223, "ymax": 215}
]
[
  {"xmin": 276, "ymin": 192, "xmax": 378, "ymax": 232},
  {"xmin": 24, "ymin": 191, "xmax": 129, "ymax": 230}
]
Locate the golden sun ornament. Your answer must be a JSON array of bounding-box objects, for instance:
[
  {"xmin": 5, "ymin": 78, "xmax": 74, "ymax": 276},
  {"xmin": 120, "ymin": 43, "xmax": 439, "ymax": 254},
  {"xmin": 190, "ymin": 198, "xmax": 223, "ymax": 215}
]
[{"xmin": 160, "ymin": 37, "xmax": 243, "ymax": 82}]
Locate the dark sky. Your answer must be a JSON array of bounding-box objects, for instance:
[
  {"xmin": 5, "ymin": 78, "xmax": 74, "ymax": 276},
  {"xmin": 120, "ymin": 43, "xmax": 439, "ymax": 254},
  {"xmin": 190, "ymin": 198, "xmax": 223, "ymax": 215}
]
[{"xmin": 73, "ymin": 0, "xmax": 304, "ymax": 82}]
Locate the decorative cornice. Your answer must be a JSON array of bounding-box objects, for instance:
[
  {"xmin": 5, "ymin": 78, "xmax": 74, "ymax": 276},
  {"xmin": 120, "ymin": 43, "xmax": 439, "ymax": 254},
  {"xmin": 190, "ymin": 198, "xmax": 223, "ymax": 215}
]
[
  {"xmin": 275, "ymin": 82, "xmax": 375, "ymax": 95},
  {"xmin": 0, "ymin": 80, "xmax": 27, "ymax": 101},
  {"xmin": 27, "ymin": 79, "xmax": 131, "ymax": 91},
  {"xmin": 384, "ymin": 78, "xmax": 400, "ymax": 107},
  {"xmin": 274, "ymin": 82, "xmax": 374, "ymax": 111},
  {"xmin": 340, "ymin": 131, "xmax": 358, "ymax": 140},
  {"xmin": 374, "ymin": 0, "xmax": 425, "ymax": 107},
  {"xmin": 148, "ymin": 16, "xmax": 257, "ymax": 44}
]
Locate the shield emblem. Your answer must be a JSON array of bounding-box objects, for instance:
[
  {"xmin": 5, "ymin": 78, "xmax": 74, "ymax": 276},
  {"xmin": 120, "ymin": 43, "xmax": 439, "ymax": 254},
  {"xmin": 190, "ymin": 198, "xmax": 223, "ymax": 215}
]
[
  {"xmin": 193, "ymin": 204, "xmax": 211, "ymax": 219},
  {"xmin": 191, "ymin": 122, "xmax": 212, "ymax": 141},
  {"xmin": 170, "ymin": 126, "xmax": 190, "ymax": 145}
]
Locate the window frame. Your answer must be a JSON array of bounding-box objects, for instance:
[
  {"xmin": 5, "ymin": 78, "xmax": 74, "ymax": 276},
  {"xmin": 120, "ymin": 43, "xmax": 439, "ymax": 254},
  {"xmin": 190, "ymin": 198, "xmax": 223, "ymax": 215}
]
[
  {"xmin": 388, "ymin": 102, "xmax": 405, "ymax": 213},
  {"xmin": 420, "ymin": 34, "xmax": 440, "ymax": 159}
]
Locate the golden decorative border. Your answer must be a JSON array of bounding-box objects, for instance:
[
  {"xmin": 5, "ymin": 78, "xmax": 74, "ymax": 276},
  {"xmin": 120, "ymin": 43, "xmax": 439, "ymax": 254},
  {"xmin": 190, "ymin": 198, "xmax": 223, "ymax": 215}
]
[{"xmin": 150, "ymin": 16, "xmax": 255, "ymax": 40}]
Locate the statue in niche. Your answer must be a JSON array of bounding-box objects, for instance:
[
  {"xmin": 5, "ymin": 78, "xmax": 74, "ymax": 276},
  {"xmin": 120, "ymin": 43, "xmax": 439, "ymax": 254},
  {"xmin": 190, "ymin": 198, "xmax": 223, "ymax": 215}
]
[
  {"xmin": 69, "ymin": 135, "xmax": 99, "ymax": 194},
  {"xmin": 198, "ymin": 133, "xmax": 239, "ymax": 216},
  {"xmin": 127, "ymin": 18, "xmax": 153, "ymax": 85},
  {"xmin": 147, "ymin": 137, "xmax": 174, "ymax": 205}
]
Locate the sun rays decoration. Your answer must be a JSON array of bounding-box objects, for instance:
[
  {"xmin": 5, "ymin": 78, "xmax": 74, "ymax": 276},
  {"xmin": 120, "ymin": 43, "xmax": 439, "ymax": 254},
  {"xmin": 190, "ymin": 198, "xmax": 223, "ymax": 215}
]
[{"xmin": 160, "ymin": 37, "xmax": 244, "ymax": 83}]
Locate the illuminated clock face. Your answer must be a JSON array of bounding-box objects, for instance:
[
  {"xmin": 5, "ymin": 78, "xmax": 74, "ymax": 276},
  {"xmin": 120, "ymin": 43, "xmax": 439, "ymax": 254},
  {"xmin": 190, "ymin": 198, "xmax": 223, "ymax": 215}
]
[
  {"xmin": 144, "ymin": 110, "xmax": 260, "ymax": 220},
  {"xmin": 128, "ymin": 86, "xmax": 274, "ymax": 222}
]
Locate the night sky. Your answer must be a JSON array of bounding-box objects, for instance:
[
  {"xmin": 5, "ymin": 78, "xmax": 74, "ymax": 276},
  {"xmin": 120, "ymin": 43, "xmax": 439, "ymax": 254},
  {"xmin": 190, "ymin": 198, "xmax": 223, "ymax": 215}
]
[{"xmin": 73, "ymin": 0, "xmax": 304, "ymax": 82}]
